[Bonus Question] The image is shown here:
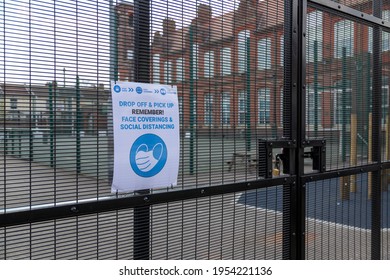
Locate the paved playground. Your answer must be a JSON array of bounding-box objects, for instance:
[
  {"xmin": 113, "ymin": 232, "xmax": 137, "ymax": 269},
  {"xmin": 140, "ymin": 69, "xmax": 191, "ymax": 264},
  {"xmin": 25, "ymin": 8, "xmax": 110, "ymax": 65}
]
[{"xmin": 1, "ymin": 133, "xmax": 389, "ymax": 259}]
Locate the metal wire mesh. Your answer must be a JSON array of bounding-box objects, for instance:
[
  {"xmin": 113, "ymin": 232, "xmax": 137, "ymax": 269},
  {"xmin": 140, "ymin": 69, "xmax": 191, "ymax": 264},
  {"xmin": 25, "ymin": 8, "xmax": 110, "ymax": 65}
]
[
  {"xmin": 0, "ymin": 0, "xmax": 289, "ymax": 260},
  {"xmin": 0, "ymin": 0, "xmax": 288, "ymax": 206},
  {"xmin": 305, "ymin": 2, "xmax": 389, "ymax": 260},
  {"xmin": 0, "ymin": 0, "xmax": 388, "ymax": 260},
  {"xmin": 0, "ymin": 209, "xmax": 135, "ymax": 259},
  {"xmin": 149, "ymin": 191, "xmax": 285, "ymax": 260},
  {"xmin": 306, "ymin": 175, "xmax": 372, "ymax": 259},
  {"xmin": 305, "ymin": 9, "xmax": 374, "ymax": 172},
  {"xmin": 0, "ymin": 189, "xmax": 287, "ymax": 260}
]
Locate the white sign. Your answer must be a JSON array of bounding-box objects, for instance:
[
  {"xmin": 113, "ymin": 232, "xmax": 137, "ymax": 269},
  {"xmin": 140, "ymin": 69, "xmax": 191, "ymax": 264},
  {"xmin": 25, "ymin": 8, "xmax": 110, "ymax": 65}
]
[{"xmin": 111, "ymin": 81, "xmax": 180, "ymax": 193}]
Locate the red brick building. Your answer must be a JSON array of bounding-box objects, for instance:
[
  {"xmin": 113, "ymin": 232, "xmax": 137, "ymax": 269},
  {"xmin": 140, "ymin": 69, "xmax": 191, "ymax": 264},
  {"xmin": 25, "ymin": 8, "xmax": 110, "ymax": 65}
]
[
  {"xmin": 147, "ymin": 0, "xmax": 390, "ymax": 137},
  {"xmin": 116, "ymin": 1, "xmax": 135, "ymax": 81}
]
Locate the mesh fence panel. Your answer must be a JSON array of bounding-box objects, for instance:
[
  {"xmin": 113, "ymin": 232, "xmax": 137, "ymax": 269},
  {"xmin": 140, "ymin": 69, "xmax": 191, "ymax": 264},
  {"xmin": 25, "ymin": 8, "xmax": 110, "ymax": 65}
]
[{"xmin": 1, "ymin": 0, "xmax": 388, "ymax": 260}]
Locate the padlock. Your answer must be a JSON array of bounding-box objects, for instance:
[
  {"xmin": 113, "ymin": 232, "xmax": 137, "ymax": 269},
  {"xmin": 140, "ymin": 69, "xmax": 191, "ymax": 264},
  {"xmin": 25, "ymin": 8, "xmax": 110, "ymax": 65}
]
[{"xmin": 272, "ymin": 157, "xmax": 281, "ymax": 176}]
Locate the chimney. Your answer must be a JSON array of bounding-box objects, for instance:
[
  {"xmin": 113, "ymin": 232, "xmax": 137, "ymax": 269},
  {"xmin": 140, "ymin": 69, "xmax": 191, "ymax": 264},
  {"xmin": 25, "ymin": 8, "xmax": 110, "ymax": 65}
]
[
  {"xmin": 163, "ymin": 18, "xmax": 176, "ymax": 37},
  {"xmin": 197, "ymin": 4, "xmax": 212, "ymax": 24}
]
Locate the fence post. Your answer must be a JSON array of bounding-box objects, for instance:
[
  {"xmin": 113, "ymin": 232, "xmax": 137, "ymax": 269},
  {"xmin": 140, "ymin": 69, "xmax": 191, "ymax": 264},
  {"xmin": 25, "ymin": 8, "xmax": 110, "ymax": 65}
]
[
  {"xmin": 282, "ymin": 0, "xmax": 292, "ymax": 260},
  {"xmin": 49, "ymin": 82, "xmax": 54, "ymax": 168},
  {"xmin": 283, "ymin": 0, "xmax": 308, "ymax": 260},
  {"xmin": 133, "ymin": 0, "xmax": 151, "ymax": 260},
  {"xmin": 339, "ymin": 47, "xmax": 350, "ymax": 200},
  {"xmin": 76, "ymin": 76, "xmax": 81, "ymax": 174},
  {"xmin": 350, "ymin": 54, "xmax": 360, "ymax": 194},
  {"xmin": 313, "ymin": 40, "xmax": 319, "ymax": 137},
  {"xmin": 189, "ymin": 25, "xmax": 195, "ymax": 175},
  {"xmin": 108, "ymin": 0, "xmax": 118, "ymax": 186},
  {"xmin": 341, "ymin": 47, "xmax": 347, "ymax": 163},
  {"xmin": 246, "ymin": 36, "xmax": 251, "ymax": 152},
  {"xmin": 371, "ymin": 0, "xmax": 382, "ymax": 260}
]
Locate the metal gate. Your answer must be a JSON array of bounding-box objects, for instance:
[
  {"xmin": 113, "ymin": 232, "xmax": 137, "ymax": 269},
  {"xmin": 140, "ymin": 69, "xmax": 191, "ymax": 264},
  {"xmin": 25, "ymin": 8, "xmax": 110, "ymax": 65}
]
[{"xmin": 0, "ymin": 0, "xmax": 389, "ymax": 260}]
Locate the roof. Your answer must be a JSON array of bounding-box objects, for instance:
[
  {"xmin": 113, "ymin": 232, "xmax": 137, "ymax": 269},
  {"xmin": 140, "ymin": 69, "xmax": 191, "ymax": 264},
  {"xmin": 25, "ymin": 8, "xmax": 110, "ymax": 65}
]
[
  {"xmin": 152, "ymin": 0, "xmax": 285, "ymax": 52},
  {"xmin": 152, "ymin": 0, "xmax": 387, "ymax": 54},
  {"xmin": 0, "ymin": 83, "xmax": 108, "ymax": 99},
  {"xmin": 209, "ymin": 10, "xmax": 235, "ymax": 42}
]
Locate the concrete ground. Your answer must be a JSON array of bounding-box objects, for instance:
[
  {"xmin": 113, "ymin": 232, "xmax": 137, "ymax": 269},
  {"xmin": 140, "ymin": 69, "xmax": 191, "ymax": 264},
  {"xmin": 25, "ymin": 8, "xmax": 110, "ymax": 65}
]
[
  {"xmin": 1, "ymin": 153, "xmax": 389, "ymax": 259},
  {"xmin": 0, "ymin": 133, "xmax": 388, "ymax": 259}
]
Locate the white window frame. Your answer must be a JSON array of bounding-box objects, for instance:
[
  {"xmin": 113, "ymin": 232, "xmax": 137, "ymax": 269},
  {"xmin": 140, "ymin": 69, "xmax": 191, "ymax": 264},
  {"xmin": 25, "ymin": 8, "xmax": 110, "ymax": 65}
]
[
  {"xmin": 153, "ymin": 54, "xmax": 160, "ymax": 84},
  {"xmin": 178, "ymin": 95, "xmax": 183, "ymax": 124},
  {"xmin": 280, "ymin": 35, "xmax": 284, "ymax": 66},
  {"xmin": 221, "ymin": 92, "xmax": 231, "ymax": 126},
  {"xmin": 164, "ymin": 60, "xmax": 172, "ymax": 84},
  {"xmin": 382, "ymin": 85, "xmax": 389, "ymax": 125},
  {"xmin": 204, "ymin": 93, "xmax": 213, "ymax": 126},
  {"xmin": 176, "ymin": 58, "xmax": 184, "ymax": 82},
  {"xmin": 257, "ymin": 38, "xmax": 271, "ymax": 70},
  {"xmin": 220, "ymin": 47, "xmax": 231, "ymax": 76},
  {"xmin": 127, "ymin": 49, "xmax": 134, "ymax": 60},
  {"xmin": 368, "ymin": 79, "xmax": 389, "ymax": 125},
  {"xmin": 10, "ymin": 98, "xmax": 18, "ymax": 110},
  {"xmin": 306, "ymin": 84, "xmax": 323, "ymax": 127},
  {"xmin": 238, "ymin": 91, "xmax": 247, "ymax": 125},
  {"xmin": 332, "ymin": 82, "xmax": 352, "ymax": 126},
  {"xmin": 306, "ymin": 11, "xmax": 323, "ymax": 63},
  {"xmin": 280, "ymin": 87, "xmax": 284, "ymax": 126},
  {"xmin": 334, "ymin": 20, "xmax": 354, "ymax": 58},
  {"xmin": 258, "ymin": 88, "xmax": 270, "ymax": 125},
  {"xmin": 204, "ymin": 51, "xmax": 214, "ymax": 78}
]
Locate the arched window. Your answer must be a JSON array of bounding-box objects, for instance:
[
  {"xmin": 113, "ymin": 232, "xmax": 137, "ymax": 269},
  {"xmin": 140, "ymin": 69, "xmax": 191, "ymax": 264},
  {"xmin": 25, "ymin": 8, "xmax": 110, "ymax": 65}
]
[
  {"xmin": 306, "ymin": 11, "xmax": 323, "ymax": 62},
  {"xmin": 220, "ymin": 47, "xmax": 231, "ymax": 76},
  {"xmin": 204, "ymin": 51, "xmax": 214, "ymax": 78},
  {"xmin": 334, "ymin": 20, "xmax": 354, "ymax": 58},
  {"xmin": 257, "ymin": 38, "xmax": 271, "ymax": 70}
]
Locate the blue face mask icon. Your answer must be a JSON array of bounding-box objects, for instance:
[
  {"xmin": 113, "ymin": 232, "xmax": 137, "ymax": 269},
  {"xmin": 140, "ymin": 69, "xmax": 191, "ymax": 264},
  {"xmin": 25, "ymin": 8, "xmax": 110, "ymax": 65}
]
[
  {"xmin": 130, "ymin": 134, "xmax": 167, "ymax": 177},
  {"xmin": 135, "ymin": 143, "xmax": 164, "ymax": 172}
]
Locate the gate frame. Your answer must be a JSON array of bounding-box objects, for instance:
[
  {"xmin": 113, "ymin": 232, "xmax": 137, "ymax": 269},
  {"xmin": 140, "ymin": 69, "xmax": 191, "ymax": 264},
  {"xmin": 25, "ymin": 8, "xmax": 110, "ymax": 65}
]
[{"xmin": 302, "ymin": 0, "xmax": 387, "ymax": 260}]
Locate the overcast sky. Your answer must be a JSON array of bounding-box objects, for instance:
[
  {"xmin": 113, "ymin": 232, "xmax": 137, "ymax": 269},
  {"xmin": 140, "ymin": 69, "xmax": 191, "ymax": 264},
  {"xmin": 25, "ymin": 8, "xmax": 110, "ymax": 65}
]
[{"xmin": 0, "ymin": 0, "xmax": 239, "ymax": 86}]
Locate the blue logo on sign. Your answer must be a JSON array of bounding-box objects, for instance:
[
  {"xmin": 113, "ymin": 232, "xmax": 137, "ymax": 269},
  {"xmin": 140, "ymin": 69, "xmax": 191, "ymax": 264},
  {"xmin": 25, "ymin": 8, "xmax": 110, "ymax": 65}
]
[
  {"xmin": 130, "ymin": 134, "xmax": 167, "ymax": 178},
  {"xmin": 136, "ymin": 87, "xmax": 143, "ymax": 94},
  {"xmin": 113, "ymin": 85, "xmax": 121, "ymax": 93},
  {"xmin": 160, "ymin": 88, "xmax": 166, "ymax": 95}
]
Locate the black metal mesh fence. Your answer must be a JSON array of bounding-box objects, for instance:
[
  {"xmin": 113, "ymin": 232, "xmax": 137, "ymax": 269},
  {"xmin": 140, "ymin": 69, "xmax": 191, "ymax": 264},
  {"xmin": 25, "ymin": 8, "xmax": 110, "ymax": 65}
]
[
  {"xmin": 0, "ymin": 0, "xmax": 290, "ymax": 260},
  {"xmin": 0, "ymin": 0, "xmax": 389, "ymax": 260}
]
